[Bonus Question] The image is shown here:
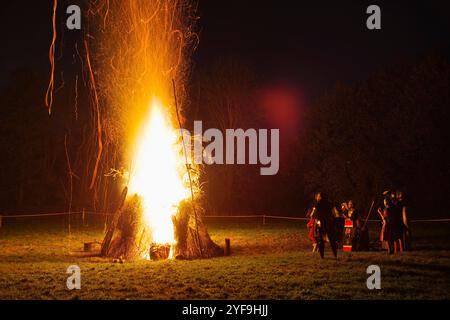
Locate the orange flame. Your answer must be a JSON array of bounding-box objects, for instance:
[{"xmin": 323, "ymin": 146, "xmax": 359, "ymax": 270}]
[{"xmin": 128, "ymin": 99, "xmax": 190, "ymax": 246}]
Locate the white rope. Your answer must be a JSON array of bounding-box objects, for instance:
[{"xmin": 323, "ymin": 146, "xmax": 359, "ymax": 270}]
[
  {"xmin": 411, "ymin": 218, "xmax": 450, "ymax": 223},
  {"xmin": 265, "ymin": 215, "xmax": 309, "ymax": 221},
  {"xmin": 203, "ymin": 215, "xmax": 264, "ymax": 219},
  {"xmin": 0, "ymin": 212, "xmax": 83, "ymax": 218},
  {"xmin": 83, "ymin": 212, "xmax": 114, "ymax": 216},
  {"xmin": 0, "ymin": 212, "xmax": 448, "ymax": 222},
  {"xmin": 0, "ymin": 211, "xmax": 113, "ymax": 219},
  {"xmin": 203, "ymin": 215, "xmax": 450, "ymax": 223}
]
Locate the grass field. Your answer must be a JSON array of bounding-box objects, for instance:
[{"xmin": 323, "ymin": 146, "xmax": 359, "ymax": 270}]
[{"xmin": 0, "ymin": 218, "xmax": 449, "ymax": 300}]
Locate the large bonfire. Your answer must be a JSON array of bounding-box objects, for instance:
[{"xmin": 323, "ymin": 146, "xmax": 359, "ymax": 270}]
[{"xmin": 51, "ymin": 0, "xmax": 222, "ymax": 260}]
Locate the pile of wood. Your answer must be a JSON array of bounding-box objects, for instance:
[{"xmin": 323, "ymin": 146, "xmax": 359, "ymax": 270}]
[
  {"xmin": 101, "ymin": 187, "xmax": 222, "ymax": 261},
  {"xmin": 149, "ymin": 244, "xmax": 171, "ymax": 260},
  {"xmin": 173, "ymin": 200, "xmax": 223, "ymax": 259}
]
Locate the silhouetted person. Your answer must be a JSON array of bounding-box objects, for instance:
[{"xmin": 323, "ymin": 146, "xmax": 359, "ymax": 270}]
[
  {"xmin": 378, "ymin": 197, "xmax": 403, "ymax": 254},
  {"xmin": 347, "ymin": 200, "xmax": 363, "ymax": 250},
  {"xmin": 306, "ymin": 207, "xmax": 318, "ymax": 252},
  {"xmin": 347, "ymin": 200, "xmax": 360, "ymax": 227},
  {"xmin": 334, "ymin": 202, "xmax": 348, "ymax": 246},
  {"xmin": 311, "ymin": 192, "xmax": 338, "ymax": 259},
  {"xmin": 396, "ymin": 191, "xmax": 412, "ymax": 251}
]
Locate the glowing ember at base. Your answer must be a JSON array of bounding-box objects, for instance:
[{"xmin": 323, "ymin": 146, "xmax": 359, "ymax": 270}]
[
  {"xmin": 148, "ymin": 244, "xmax": 172, "ymax": 261},
  {"xmin": 128, "ymin": 98, "xmax": 190, "ymax": 258}
]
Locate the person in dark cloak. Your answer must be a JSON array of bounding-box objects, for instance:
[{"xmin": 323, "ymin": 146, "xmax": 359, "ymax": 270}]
[{"xmin": 311, "ymin": 192, "xmax": 338, "ymax": 259}]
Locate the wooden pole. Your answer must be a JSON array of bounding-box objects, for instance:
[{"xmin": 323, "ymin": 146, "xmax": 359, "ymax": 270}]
[
  {"xmin": 263, "ymin": 215, "xmax": 266, "ymax": 225},
  {"xmin": 101, "ymin": 186, "xmax": 128, "ymax": 256},
  {"xmin": 172, "ymin": 79, "xmax": 203, "ymax": 258},
  {"xmin": 0, "ymin": 215, "xmax": 2, "ymax": 230},
  {"xmin": 82, "ymin": 208, "xmax": 86, "ymax": 226},
  {"xmin": 363, "ymin": 200, "xmax": 376, "ymax": 229},
  {"xmin": 84, "ymin": 242, "xmax": 92, "ymax": 252},
  {"xmin": 224, "ymin": 238, "xmax": 231, "ymax": 256}
]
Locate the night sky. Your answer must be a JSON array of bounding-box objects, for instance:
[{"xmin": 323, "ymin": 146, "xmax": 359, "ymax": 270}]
[
  {"xmin": 0, "ymin": 1, "xmax": 449, "ymax": 216},
  {"xmin": 0, "ymin": 1, "xmax": 449, "ymax": 100}
]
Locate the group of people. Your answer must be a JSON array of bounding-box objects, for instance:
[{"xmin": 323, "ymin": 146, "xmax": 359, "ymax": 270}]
[
  {"xmin": 378, "ymin": 190, "xmax": 411, "ymax": 254},
  {"xmin": 306, "ymin": 190, "xmax": 411, "ymax": 259}
]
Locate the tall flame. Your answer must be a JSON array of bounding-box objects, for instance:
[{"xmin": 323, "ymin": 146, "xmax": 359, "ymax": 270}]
[{"xmin": 128, "ymin": 98, "xmax": 190, "ymax": 245}]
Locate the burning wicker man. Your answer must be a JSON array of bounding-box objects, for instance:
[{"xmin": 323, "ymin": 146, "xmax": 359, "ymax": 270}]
[{"xmin": 308, "ymin": 192, "xmax": 338, "ymax": 259}]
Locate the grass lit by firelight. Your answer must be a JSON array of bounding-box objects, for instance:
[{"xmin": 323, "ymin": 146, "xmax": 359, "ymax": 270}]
[{"xmin": 0, "ymin": 220, "xmax": 449, "ymax": 299}]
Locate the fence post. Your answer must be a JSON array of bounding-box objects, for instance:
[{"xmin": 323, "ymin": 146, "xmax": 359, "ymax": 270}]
[
  {"xmin": 82, "ymin": 208, "xmax": 86, "ymax": 226},
  {"xmin": 263, "ymin": 215, "xmax": 266, "ymax": 225},
  {"xmin": 0, "ymin": 215, "xmax": 2, "ymax": 230},
  {"xmin": 224, "ymin": 238, "xmax": 231, "ymax": 256}
]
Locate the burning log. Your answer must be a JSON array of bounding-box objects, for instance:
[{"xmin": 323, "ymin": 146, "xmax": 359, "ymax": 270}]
[{"xmin": 149, "ymin": 244, "xmax": 172, "ymax": 260}]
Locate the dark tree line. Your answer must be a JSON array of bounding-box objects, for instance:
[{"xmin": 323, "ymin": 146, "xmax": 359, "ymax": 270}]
[
  {"xmin": 0, "ymin": 70, "xmax": 62, "ymax": 212},
  {"xmin": 0, "ymin": 66, "xmax": 122, "ymax": 215},
  {"xmin": 0, "ymin": 53, "xmax": 448, "ymax": 217},
  {"xmin": 189, "ymin": 53, "xmax": 450, "ymax": 217},
  {"xmin": 301, "ymin": 54, "xmax": 450, "ymax": 216}
]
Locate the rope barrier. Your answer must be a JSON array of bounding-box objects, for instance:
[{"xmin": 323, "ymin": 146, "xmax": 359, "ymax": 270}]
[
  {"xmin": 202, "ymin": 215, "xmax": 450, "ymax": 223},
  {"xmin": 203, "ymin": 215, "xmax": 264, "ymax": 219},
  {"xmin": 0, "ymin": 211, "xmax": 113, "ymax": 219},
  {"xmin": 0, "ymin": 212, "xmax": 448, "ymax": 222},
  {"xmin": 264, "ymin": 215, "xmax": 309, "ymax": 221},
  {"xmin": 0, "ymin": 212, "xmax": 83, "ymax": 218},
  {"xmin": 83, "ymin": 212, "xmax": 114, "ymax": 216},
  {"xmin": 410, "ymin": 218, "xmax": 450, "ymax": 223}
]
